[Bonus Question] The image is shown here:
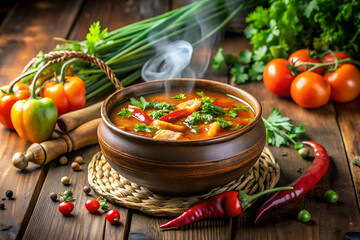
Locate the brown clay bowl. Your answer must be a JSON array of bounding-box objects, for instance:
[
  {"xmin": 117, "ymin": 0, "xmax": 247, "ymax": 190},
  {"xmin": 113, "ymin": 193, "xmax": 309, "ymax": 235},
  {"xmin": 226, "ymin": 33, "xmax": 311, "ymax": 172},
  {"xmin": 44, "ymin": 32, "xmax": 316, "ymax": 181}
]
[{"xmin": 98, "ymin": 79, "xmax": 266, "ymax": 196}]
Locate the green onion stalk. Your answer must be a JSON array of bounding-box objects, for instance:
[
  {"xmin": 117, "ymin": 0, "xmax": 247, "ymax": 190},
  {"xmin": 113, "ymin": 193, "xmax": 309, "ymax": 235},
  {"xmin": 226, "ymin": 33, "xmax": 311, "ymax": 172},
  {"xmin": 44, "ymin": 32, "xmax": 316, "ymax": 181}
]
[{"xmin": 25, "ymin": 0, "xmax": 265, "ymax": 100}]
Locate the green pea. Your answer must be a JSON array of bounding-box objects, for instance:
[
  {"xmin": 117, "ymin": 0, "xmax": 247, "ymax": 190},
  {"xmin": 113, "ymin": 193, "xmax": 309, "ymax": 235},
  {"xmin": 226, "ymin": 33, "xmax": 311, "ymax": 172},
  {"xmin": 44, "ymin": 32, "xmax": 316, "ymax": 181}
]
[
  {"xmin": 298, "ymin": 148, "xmax": 310, "ymax": 158},
  {"xmin": 324, "ymin": 190, "xmax": 338, "ymax": 203},
  {"xmin": 297, "ymin": 210, "xmax": 311, "ymax": 223}
]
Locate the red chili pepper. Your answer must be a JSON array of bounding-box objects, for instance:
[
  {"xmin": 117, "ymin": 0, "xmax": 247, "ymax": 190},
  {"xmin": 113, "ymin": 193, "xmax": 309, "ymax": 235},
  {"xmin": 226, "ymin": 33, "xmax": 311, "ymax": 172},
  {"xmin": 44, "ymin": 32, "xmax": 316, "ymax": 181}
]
[
  {"xmin": 160, "ymin": 186, "xmax": 292, "ymax": 229},
  {"xmin": 128, "ymin": 105, "xmax": 153, "ymax": 125},
  {"xmin": 254, "ymin": 141, "xmax": 329, "ymax": 223},
  {"xmin": 158, "ymin": 109, "xmax": 192, "ymax": 123}
]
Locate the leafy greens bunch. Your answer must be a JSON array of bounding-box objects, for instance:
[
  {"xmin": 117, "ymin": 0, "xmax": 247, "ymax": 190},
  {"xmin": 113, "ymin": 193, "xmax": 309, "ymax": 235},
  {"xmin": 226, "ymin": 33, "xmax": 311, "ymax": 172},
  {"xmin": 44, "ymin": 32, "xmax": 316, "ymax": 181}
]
[
  {"xmin": 213, "ymin": 0, "xmax": 360, "ymax": 84},
  {"xmin": 22, "ymin": 0, "xmax": 265, "ymax": 100}
]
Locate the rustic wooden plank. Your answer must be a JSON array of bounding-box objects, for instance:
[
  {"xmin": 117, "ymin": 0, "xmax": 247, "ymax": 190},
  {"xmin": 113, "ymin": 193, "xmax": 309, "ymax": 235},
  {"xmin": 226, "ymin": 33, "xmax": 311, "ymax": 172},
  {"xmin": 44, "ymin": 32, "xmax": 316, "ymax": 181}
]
[
  {"xmin": 0, "ymin": 0, "xmax": 84, "ymax": 239},
  {"xmin": 215, "ymin": 36, "xmax": 360, "ymax": 239},
  {"xmin": 335, "ymin": 99, "xmax": 360, "ymax": 206}
]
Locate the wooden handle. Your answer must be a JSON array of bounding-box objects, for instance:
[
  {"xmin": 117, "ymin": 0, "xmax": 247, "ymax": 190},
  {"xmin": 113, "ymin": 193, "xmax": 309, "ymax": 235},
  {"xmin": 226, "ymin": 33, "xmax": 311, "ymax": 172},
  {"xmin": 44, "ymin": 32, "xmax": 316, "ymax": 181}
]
[
  {"xmin": 57, "ymin": 101, "xmax": 103, "ymax": 133},
  {"xmin": 12, "ymin": 118, "xmax": 101, "ymax": 169}
]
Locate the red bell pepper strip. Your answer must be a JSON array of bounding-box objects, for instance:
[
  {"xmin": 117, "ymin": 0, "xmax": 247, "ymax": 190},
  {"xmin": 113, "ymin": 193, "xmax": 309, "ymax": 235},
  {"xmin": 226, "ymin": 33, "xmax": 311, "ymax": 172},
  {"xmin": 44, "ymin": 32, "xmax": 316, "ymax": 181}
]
[
  {"xmin": 128, "ymin": 105, "xmax": 153, "ymax": 125},
  {"xmin": 254, "ymin": 141, "xmax": 329, "ymax": 223},
  {"xmin": 160, "ymin": 186, "xmax": 293, "ymax": 229},
  {"xmin": 159, "ymin": 109, "xmax": 191, "ymax": 123}
]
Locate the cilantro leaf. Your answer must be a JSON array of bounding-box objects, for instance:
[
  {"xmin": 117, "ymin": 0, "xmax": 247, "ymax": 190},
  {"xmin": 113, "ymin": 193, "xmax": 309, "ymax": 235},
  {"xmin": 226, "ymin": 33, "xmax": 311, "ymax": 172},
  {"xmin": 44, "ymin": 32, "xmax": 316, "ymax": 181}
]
[
  {"xmin": 185, "ymin": 112, "xmax": 213, "ymax": 126},
  {"xmin": 353, "ymin": 156, "xmax": 360, "ymax": 167},
  {"xmin": 117, "ymin": 108, "xmax": 132, "ymax": 118},
  {"xmin": 86, "ymin": 21, "xmax": 108, "ymax": 55},
  {"xmin": 196, "ymin": 91, "xmax": 204, "ymax": 96},
  {"xmin": 172, "ymin": 93, "xmax": 186, "ymax": 100},
  {"xmin": 228, "ymin": 105, "xmax": 250, "ymax": 117},
  {"xmin": 212, "ymin": 48, "xmax": 225, "ymax": 71},
  {"xmin": 200, "ymin": 103, "xmax": 226, "ymax": 116},
  {"xmin": 216, "ymin": 118, "xmax": 233, "ymax": 128},
  {"xmin": 262, "ymin": 108, "xmax": 306, "ymax": 148},
  {"xmin": 199, "ymin": 96, "xmax": 215, "ymax": 104},
  {"xmin": 238, "ymin": 50, "xmax": 253, "ymax": 64},
  {"xmin": 133, "ymin": 123, "xmax": 155, "ymax": 133},
  {"xmin": 130, "ymin": 96, "xmax": 154, "ymax": 110},
  {"xmin": 154, "ymin": 102, "xmax": 174, "ymax": 111}
]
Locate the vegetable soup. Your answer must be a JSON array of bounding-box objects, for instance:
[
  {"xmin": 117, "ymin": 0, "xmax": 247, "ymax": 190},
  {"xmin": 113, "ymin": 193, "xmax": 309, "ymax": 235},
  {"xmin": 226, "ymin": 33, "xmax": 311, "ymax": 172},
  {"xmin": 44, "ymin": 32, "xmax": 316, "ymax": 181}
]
[{"xmin": 111, "ymin": 89, "xmax": 254, "ymax": 140}]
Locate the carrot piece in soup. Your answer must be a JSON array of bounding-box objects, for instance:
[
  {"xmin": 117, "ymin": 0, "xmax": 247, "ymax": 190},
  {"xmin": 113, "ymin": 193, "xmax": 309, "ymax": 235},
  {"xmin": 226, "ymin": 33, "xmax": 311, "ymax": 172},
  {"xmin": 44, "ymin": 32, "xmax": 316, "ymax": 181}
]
[
  {"xmin": 206, "ymin": 122, "xmax": 223, "ymax": 138},
  {"xmin": 152, "ymin": 120, "xmax": 186, "ymax": 132}
]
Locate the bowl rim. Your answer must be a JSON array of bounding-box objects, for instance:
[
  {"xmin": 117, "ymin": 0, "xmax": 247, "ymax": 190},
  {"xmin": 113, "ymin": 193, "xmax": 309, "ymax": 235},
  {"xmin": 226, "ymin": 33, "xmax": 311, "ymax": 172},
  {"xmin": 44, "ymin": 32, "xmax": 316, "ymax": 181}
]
[{"xmin": 101, "ymin": 78, "xmax": 262, "ymax": 146}]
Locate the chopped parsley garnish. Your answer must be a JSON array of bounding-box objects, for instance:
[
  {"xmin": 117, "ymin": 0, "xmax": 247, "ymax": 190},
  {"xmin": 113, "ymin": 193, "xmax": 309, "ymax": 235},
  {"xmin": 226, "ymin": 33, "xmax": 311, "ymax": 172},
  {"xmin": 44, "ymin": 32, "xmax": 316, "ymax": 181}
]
[
  {"xmin": 117, "ymin": 108, "xmax": 132, "ymax": 118},
  {"xmin": 133, "ymin": 123, "xmax": 156, "ymax": 133},
  {"xmin": 130, "ymin": 96, "xmax": 155, "ymax": 111},
  {"xmin": 185, "ymin": 112, "xmax": 214, "ymax": 126},
  {"xmin": 228, "ymin": 105, "xmax": 250, "ymax": 118},
  {"xmin": 172, "ymin": 93, "xmax": 186, "ymax": 100},
  {"xmin": 262, "ymin": 108, "xmax": 305, "ymax": 149},
  {"xmin": 231, "ymin": 124, "xmax": 245, "ymax": 130},
  {"xmin": 200, "ymin": 103, "xmax": 226, "ymax": 116},
  {"xmin": 216, "ymin": 118, "xmax": 233, "ymax": 128},
  {"xmin": 149, "ymin": 110, "xmax": 168, "ymax": 119},
  {"xmin": 199, "ymin": 96, "xmax": 215, "ymax": 104},
  {"xmin": 154, "ymin": 102, "xmax": 174, "ymax": 111},
  {"xmin": 196, "ymin": 91, "xmax": 204, "ymax": 96}
]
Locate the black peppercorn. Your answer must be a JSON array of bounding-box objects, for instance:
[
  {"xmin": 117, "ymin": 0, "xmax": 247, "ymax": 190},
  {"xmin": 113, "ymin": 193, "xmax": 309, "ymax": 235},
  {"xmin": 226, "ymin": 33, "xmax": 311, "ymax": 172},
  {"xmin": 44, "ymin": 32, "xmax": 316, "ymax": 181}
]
[
  {"xmin": 0, "ymin": 203, "xmax": 5, "ymax": 210},
  {"xmin": 5, "ymin": 190, "xmax": 13, "ymax": 199}
]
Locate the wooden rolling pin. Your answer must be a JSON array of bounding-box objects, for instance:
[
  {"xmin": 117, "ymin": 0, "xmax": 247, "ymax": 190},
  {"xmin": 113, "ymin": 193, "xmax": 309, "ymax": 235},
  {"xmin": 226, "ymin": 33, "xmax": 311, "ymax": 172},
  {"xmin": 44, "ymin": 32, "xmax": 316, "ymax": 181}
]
[
  {"xmin": 12, "ymin": 118, "xmax": 101, "ymax": 170},
  {"xmin": 57, "ymin": 101, "xmax": 103, "ymax": 133}
]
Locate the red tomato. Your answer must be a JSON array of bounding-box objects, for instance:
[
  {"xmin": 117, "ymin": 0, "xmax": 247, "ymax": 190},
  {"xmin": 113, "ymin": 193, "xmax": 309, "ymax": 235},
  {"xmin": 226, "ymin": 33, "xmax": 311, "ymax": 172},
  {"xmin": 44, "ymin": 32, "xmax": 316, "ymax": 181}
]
[
  {"xmin": 322, "ymin": 51, "xmax": 352, "ymax": 67},
  {"xmin": 290, "ymin": 72, "xmax": 331, "ymax": 108},
  {"xmin": 85, "ymin": 199, "xmax": 100, "ymax": 213},
  {"xmin": 263, "ymin": 58, "xmax": 295, "ymax": 97},
  {"xmin": 41, "ymin": 76, "xmax": 86, "ymax": 116},
  {"xmin": 0, "ymin": 82, "xmax": 30, "ymax": 129},
  {"xmin": 106, "ymin": 209, "xmax": 120, "ymax": 224},
  {"xmin": 324, "ymin": 64, "xmax": 360, "ymax": 103},
  {"xmin": 288, "ymin": 49, "xmax": 324, "ymax": 74},
  {"xmin": 58, "ymin": 202, "xmax": 74, "ymax": 215}
]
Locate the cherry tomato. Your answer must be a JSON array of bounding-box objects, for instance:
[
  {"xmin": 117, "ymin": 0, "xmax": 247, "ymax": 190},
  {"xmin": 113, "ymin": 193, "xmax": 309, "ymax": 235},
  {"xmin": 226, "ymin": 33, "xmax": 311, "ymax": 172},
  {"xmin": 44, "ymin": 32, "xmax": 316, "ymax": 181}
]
[
  {"xmin": 322, "ymin": 51, "xmax": 352, "ymax": 67},
  {"xmin": 288, "ymin": 49, "xmax": 324, "ymax": 74},
  {"xmin": 290, "ymin": 72, "xmax": 331, "ymax": 108},
  {"xmin": 263, "ymin": 58, "xmax": 295, "ymax": 97},
  {"xmin": 324, "ymin": 64, "xmax": 360, "ymax": 103},
  {"xmin": 106, "ymin": 209, "xmax": 120, "ymax": 224},
  {"xmin": 85, "ymin": 198, "xmax": 100, "ymax": 213},
  {"xmin": 58, "ymin": 202, "xmax": 74, "ymax": 215}
]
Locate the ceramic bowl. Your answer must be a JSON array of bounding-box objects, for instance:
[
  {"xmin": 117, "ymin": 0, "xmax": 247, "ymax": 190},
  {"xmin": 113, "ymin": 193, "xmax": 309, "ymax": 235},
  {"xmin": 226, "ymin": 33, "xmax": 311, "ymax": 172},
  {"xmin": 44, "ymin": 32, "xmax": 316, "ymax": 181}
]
[{"xmin": 98, "ymin": 79, "xmax": 266, "ymax": 196}]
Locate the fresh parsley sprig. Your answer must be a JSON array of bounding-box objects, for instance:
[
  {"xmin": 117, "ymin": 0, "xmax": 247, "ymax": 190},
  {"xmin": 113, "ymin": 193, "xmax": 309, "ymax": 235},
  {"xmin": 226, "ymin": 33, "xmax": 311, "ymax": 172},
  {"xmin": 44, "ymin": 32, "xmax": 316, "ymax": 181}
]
[
  {"xmin": 130, "ymin": 97, "xmax": 155, "ymax": 111},
  {"xmin": 262, "ymin": 108, "xmax": 305, "ymax": 149},
  {"xmin": 133, "ymin": 123, "xmax": 156, "ymax": 133}
]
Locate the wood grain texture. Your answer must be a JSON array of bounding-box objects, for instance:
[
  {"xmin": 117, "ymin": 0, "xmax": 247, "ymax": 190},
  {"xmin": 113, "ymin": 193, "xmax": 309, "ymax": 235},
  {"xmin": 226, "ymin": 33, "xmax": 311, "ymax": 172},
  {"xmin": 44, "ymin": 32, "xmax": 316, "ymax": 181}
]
[
  {"xmin": 335, "ymin": 99, "xmax": 360, "ymax": 206},
  {"xmin": 217, "ymin": 36, "xmax": 360, "ymax": 239},
  {"xmin": 0, "ymin": 0, "xmax": 84, "ymax": 239}
]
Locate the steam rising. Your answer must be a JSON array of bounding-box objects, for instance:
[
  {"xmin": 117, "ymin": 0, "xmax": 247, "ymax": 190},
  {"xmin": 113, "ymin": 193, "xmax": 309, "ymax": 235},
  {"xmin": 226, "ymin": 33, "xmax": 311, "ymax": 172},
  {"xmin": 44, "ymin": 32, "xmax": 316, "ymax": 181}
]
[
  {"xmin": 141, "ymin": 0, "xmax": 221, "ymax": 82},
  {"xmin": 141, "ymin": 40, "xmax": 194, "ymax": 81}
]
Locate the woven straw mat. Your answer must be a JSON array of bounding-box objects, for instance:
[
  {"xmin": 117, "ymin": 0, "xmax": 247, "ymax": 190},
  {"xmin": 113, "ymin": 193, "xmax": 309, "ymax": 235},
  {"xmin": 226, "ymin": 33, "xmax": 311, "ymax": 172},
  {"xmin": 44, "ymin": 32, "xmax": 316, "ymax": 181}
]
[{"xmin": 88, "ymin": 147, "xmax": 280, "ymax": 216}]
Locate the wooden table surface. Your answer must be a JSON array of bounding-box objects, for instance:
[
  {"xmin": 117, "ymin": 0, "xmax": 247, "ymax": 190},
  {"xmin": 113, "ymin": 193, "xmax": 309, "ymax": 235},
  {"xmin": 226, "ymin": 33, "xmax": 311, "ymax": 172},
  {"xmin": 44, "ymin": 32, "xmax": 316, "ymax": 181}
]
[{"xmin": 0, "ymin": 0, "xmax": 359, "ymax": 239}]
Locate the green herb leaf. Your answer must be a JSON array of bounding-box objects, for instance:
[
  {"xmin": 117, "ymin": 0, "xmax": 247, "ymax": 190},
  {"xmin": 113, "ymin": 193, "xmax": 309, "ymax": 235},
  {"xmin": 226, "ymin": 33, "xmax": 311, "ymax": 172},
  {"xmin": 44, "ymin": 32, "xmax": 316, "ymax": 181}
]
[
  {"xmin": 130, "ymin": 97, "xmax": 154, "ymax": 111},
  {"xmin": 191, "ymin": 128, "xmax": 201, "ymax": 134},
  {"xmin": 200, "ymin": 102, "xmax": 226, "ymax": 116},
  {"xmin": 185, "ymin": 112, "xmax": 213, "ymax": 126},
  {"xmin": 149, "ymin": 110, "xmax": 168, "ymax": 119},
  {"xmin": 199, "ymin": 96, "xmax": 215, "ymax": 104},
  {"xmin": 238, "ymin": 50, "xmax": 253, "ymax": 64},
  {"xmin": 262, "ymin": 108, "xmax": 306, "ymax": 148},
  {"xmin": 228, "ymin": 105, "xmax": 250, "ymax": 117},
  {"xmin": 196, "ymin": 91, "xmax": 204, "ymax": 96},
  {"xmin": 133, "ymin": 123, "xmax": 156, "ymax": 133},
  {"xmin": 172, "ymin": 93, "xmax": 186, "ymax": 100},
  {"xmin": 117, "ymin": 108, "xmax": 133, "ymax": 118},
  {"xmin": 86, "ymin": 21, "xmax": 108, "ymax": 55},
  {"xmin": 212, "ymin": 48, "xmax": 225, "ymax": 71},
  {"xmin": 154, "ymin": 102, "xmax": 174, "ymax": 111},
  {"xmin": 216, "ymin": 118, "xmax": 233, "ymax": 128},
  {"xmin": 353, "ymin": 156, "xmax": 360, "ymax": 167}
]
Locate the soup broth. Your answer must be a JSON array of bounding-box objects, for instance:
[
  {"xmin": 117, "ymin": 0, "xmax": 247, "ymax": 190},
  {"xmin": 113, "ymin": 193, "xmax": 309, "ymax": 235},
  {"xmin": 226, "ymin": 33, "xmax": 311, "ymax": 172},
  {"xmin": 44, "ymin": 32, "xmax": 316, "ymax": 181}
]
[{"xmin": 111, "ymin": 89, "xmax": 254, "ymax": 140}]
